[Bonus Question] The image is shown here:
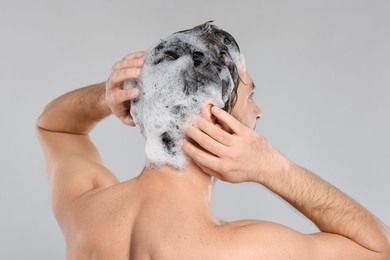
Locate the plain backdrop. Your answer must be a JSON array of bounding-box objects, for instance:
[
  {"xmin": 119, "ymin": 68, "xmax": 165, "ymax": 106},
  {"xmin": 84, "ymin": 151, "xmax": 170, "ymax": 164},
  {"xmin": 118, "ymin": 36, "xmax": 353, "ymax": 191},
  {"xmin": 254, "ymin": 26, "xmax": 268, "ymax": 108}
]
[{"xmin": 1, "ymin": 0, "xmax": 389, "ymax": 258}]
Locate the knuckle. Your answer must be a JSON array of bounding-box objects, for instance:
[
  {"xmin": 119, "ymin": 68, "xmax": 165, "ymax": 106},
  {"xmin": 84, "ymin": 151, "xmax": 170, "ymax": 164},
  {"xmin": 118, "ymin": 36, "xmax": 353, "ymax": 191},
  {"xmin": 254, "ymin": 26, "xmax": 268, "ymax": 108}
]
[
  {"xmin": 225, "ymin": 152, "xmax": 234, "ymax": 161},
  {"xmin": 124, "ymin": 59, "xmax": 132, "ymax": 67},
  {"xmin": 215, "ymin": 163, "xmax": 223, "ymax": 173},
  {"xmin": 231, "ymin": 148, "xmax": 240, "ymax": 159},
  {"xmin": 194, "ymin": 153, "xmax": 203, "ymax": 163},
  {"xmin": 129, "ymin": 59, "xmax": 137, "ymax": 67},
  {"xmin": 112, "ymin": 91, "xmax": 121, "ymax": 101},
  {"xmin": 219, "ymin": 162, "xmax": 229, "ymax": 173},
  {"xmin": 212, "ymin": 128, "xmax": 221, "ymax": 139},
  {"xmin": 111, "ymin": 73, "xmax": 120, "ymax": 84}
]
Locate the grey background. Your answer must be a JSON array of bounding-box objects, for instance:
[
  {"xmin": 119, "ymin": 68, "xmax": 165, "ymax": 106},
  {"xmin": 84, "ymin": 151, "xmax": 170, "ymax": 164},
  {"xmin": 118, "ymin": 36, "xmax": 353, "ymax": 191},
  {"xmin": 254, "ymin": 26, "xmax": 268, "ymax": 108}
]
[{"xmin": 1, "ymin": 0, "xmax": 389, "ymax": 258}]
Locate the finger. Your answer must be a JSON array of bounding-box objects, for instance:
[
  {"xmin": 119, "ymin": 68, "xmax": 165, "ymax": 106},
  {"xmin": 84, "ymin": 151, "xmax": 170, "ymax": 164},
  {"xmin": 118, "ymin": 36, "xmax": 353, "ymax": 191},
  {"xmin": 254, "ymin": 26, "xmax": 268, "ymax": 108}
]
[
  {"xmin": 121, "ymin": 115, "xmax": 136, "ymax": 126},
  {"xmin": 185, "ymin": 126, "xmax": 228, "ymax": 157},
  {"xmin": 196, "ymin": 163, "xmax": 225, "ymax": 181},
  {"xmin": 108, "ymin": 68, "xmax": 141, "ymax": 89},
  {"xmin": 196, "ymin": 116, "xmax": 233, "ymax": 146},
  {"xmin": 123, "ymin": 51, "xmax": 145, "ymax": 60},
  {"xmin": 112, "ymin": 57, "xmax": 144, "ymax": 71},
  {"xmin": 181, "ymin": 140, "xmax": 223, "ymax": 172},
  {"xmin": 111, "ymin": 102, "xmax": 131, "ymax": 119},
  {"xmin": 110, "ymin": 88, "xmax": 140, "ymax": 104},
  {"xmin": 211, "ymin": 106, "xmax": 242, "ymax": 134}
]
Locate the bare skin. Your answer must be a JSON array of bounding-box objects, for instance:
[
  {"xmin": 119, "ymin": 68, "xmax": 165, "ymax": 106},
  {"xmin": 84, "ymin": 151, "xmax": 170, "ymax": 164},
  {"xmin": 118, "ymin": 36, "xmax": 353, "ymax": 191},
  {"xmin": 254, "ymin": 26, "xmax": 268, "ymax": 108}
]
[{"xmin": 37, "ymin": 51, "xmax": 390, "ymax": 259}]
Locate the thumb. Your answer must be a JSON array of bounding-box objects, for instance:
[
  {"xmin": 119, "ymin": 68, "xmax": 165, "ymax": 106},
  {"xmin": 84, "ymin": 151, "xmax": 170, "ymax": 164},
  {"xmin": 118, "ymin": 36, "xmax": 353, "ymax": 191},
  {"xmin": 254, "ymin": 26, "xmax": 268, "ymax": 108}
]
[
  {"xmin": 196, "ymin": 162, "xmax": 224, "ymax": 181},
  {"xmin": 122, "ymin": 115, "xmax": 136, "ymax": 126}
]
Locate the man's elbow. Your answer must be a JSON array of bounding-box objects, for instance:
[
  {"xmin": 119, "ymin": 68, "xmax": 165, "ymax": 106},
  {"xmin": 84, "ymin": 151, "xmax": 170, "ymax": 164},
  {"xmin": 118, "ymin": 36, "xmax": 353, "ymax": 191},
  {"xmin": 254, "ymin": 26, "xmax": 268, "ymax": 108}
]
[
  {"xmin": 35, "ymin": 110, "xmax": 57, "ymax": 134},
  {"xmin": 36, "ymin": 103, "xmax": 51, "ymax": 130},
  {"xmin": 35, "ymin": 104, "xmax": 62, "ymax": 132},
  {"xmin": 36, "ymin": 113, "xmax": 45, "ymax": 130}
]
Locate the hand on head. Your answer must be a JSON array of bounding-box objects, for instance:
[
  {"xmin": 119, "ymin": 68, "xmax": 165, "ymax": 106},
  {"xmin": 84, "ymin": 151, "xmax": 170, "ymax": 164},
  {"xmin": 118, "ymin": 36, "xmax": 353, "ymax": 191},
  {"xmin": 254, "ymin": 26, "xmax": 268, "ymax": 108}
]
[
  {"xmin": 182, "ymin": 106, "xmax": 289, "ymax": 184},
  {"xmin": 105, "ymin": 51, "xmax": 144, "ymax": 126}
]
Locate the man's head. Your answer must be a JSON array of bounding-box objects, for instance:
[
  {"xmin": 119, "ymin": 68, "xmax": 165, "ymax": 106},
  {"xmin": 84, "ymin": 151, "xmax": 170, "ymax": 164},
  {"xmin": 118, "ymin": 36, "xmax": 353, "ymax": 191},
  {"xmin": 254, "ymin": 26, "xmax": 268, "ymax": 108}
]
[{"xmin": 126, "ymin": 22, "xmax": 260, "ymax": 169}]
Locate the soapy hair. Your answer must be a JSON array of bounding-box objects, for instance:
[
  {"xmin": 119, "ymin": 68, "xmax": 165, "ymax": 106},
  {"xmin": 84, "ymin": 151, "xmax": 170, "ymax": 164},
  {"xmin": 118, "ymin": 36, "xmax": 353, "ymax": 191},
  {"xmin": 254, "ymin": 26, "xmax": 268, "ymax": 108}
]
[
  {"xmin": 172, "ymin": 21, "xmax": 243, "ymax": 111},
  {"xmin": 125, "ymin": 21, "xmax": 245, "ymax": 169}
]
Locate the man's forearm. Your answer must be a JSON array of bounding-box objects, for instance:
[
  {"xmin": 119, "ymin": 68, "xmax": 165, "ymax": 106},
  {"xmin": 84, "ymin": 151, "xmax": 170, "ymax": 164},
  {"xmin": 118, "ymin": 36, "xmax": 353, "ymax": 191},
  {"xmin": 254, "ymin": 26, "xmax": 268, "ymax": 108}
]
[
  {"xmin": 37, "ymin": 82, "xmax": 112, "ymax": 134},
  {"xmin": 258, "ymin": 162, "xmax": 390, "ymax": 254}
]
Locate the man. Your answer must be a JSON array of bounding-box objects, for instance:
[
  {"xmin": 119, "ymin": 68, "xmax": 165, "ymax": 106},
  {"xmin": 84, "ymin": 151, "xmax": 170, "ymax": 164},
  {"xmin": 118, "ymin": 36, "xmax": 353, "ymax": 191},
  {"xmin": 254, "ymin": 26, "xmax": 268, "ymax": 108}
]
[{"xmin": 37, "ymin": 23, "xmax": 390, "ymax": 259}]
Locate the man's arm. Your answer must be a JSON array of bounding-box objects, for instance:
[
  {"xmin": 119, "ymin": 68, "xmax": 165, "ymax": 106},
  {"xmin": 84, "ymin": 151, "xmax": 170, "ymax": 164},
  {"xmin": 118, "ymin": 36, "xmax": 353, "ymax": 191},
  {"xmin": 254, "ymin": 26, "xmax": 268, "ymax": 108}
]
[
  {"xmin": 37, "ymin": 82, "xmax": 111, "ymax": 134},
  {"xmin": 260, "ymin": 161, "xmax": 390, "ymax": 255},
  {"xmin": 183, "ymin": 106, "xmax": 390, "ymax": 259},
  {"xmin": 37, "ymin": 51, "xmax": 145, "ymax": 134},
  {"xmin": 36, "ymin": 52, "xmax": 144, "ymax": 219}
]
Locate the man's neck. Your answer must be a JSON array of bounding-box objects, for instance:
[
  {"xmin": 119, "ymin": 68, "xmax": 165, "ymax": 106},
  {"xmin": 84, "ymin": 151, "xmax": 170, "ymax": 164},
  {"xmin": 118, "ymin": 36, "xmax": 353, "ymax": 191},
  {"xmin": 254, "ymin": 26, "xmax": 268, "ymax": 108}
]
[{"xmin": 137, "ymin": 160, "xmax": 216, "ymax": 215}]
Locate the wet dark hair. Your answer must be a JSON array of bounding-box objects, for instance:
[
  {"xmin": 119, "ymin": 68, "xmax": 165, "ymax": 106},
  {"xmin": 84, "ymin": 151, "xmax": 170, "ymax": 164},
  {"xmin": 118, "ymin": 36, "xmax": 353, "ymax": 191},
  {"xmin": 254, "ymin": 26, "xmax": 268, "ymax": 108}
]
[{"xmin": 153, "ymin": 21, "xmax": 241, "ymax": 112}]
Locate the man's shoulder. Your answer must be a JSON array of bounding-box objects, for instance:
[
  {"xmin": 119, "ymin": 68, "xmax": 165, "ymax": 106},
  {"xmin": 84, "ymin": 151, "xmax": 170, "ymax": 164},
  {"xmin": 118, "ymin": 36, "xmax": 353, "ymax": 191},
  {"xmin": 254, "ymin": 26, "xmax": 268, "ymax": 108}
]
[
  {"xmin": 69, "ymin": 177, "xmax": 140, "ymax": 212},
  {"xmin": 57, "ymin": 177, "xmax": 139, "ymax": 222},
  {"xmin": 211, "ymin": 219, "xmax": 312, "ymax": 259},
  {"xmin": 57, "ymin": 177, "xmax": 141, "ymax": 235}
]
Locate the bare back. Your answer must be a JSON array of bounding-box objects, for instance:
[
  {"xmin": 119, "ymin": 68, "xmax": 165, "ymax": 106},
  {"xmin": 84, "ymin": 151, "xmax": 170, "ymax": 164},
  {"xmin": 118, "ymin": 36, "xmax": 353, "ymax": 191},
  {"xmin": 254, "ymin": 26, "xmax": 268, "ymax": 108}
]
[
  {"xmin": 36, "ymin": 126, "xmax": 264, "ymax": 259},
  {"xmin": 62, "ymin": 176, "xmax": 259, "ymax": 260}
]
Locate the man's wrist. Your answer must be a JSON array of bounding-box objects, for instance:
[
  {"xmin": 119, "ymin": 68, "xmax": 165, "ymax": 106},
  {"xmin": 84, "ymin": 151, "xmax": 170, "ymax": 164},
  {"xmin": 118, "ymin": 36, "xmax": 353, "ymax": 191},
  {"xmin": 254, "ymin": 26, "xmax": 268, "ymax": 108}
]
[
  {"xmin": 96, "ymin": 81, "xmax": 112, "ymax": 119},
  {"xmin": 254, "ymin": 150, "xmax": 292, "ymax": 186}
]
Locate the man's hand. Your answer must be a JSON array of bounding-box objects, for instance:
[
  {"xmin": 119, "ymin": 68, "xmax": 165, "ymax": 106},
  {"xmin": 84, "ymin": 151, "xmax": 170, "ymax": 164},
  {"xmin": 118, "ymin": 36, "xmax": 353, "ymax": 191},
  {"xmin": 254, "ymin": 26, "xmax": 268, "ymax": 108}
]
[
  {"xmin": 183, "ymin": 106, "xmax": 390, "ymax": 258},
  {"xmin": 106, "ymin": 51, "xmax": 144, "ymax": 126},
  {"xmin": 182, "ymin": 106, "xmax": 290, "ymax": 183}
]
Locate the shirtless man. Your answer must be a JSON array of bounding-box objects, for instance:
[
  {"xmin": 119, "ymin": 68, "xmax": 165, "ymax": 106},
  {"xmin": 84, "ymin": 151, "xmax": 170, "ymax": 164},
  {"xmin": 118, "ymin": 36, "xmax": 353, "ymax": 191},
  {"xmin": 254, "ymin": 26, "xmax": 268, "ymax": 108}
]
[{"xmin": 37, "ymin": 23, "xmax": 390, "ymax": 259}]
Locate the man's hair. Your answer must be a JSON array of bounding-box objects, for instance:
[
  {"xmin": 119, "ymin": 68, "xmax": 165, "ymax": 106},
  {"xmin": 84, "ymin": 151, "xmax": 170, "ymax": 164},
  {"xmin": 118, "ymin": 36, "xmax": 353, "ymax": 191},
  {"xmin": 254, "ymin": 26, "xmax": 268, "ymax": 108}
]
[
  {"xmin": 161, "ymin": 21, "xmax": 242, "ymax": 112},
  {"xmin": 126, "ymin": 21, "xmax": 245, "ymax": 169}
]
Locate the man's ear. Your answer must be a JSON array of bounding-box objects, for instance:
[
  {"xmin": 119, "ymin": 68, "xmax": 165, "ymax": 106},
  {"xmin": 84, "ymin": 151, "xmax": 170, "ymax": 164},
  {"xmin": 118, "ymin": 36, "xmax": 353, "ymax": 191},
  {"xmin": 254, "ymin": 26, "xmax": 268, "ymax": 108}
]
[
  {"xmin": 201, "ymin": 100, "xmax": 217, "ymax": 124},
  {"xmin": 202, "ymin": 100, "xmax": 236, "ymax": 134}
]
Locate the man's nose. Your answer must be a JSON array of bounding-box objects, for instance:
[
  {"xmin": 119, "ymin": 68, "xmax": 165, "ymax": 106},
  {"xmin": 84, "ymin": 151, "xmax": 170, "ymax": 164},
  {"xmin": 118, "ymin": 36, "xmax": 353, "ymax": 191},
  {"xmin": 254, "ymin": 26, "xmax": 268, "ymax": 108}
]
[{"xmin": 255, "ymin": 105, "xmax": 262, "ymax": 120}]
